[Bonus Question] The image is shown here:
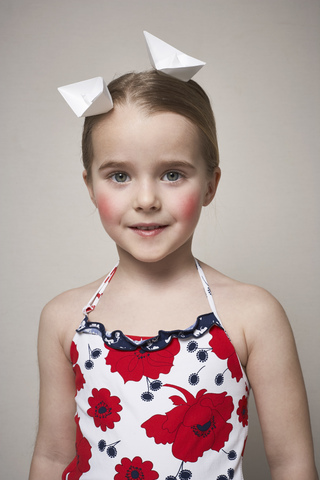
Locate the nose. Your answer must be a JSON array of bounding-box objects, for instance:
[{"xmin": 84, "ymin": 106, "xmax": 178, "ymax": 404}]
[{"xmin": 133, "ymin": 180, "xmax": 161, "ymax": 211}]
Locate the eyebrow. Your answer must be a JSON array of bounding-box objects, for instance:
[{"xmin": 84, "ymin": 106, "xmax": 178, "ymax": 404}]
[
  {"xmin": 161, "ymin": 160, "xmax": 197, "ymax": 171},
  {"xmin": 98, "ymin": 160, "xmax": 130, "ymax": 172},
  {"xmin": 98, "ymin": 159, "xmax": 197, "ymax": 172}
]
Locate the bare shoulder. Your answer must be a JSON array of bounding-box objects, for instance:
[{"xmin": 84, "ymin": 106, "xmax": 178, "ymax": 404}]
[
  {"xmin": 200, "ymin": 262, "xmax": 292, "ymax": 364},
  {"xmin": 202, "ymin": 261, "xmax": 289, "ymax": 320},
  {"xmin": 39, "ymin": 275, "xmax": 105, "ymax": 358}
]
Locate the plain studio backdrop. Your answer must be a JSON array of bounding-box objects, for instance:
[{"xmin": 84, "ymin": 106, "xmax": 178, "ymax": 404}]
[{"xmin": 0, "ymin": 1, "xmax": 319, "ymax": 478}]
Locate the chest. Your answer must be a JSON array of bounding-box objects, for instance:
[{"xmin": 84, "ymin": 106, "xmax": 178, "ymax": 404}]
[
  {"xmin": 72, "ymin": 294, "xmax": 248, "ymax": 370},
  {"xmin": 74, "ymin": 323, "xmax": 247, "ymax": 390},
  {"xmin": 88, "ymin": 296, "xmax": 210, "ymax": 337},
  {"xmin": 66, "ymin": 266, "xmax": 249, "ymax": 369}
]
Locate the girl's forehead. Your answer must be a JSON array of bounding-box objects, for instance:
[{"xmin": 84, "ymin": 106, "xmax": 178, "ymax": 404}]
[
  {"xmin": 90, "ymin": 105, "xmax": 206, "ymax": 169},
  {"xmin": 92, "ymin": 104, "xmax": 200, "ymax": 144}
]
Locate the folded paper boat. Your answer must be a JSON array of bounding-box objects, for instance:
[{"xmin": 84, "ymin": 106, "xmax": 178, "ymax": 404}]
[
  {"xmin": 58, "ymin": 76, "xmax": 113, "ymax": 117},
  {"xmin": 144, "ymin": 31, "xmax": 205, "ymax": 82}
]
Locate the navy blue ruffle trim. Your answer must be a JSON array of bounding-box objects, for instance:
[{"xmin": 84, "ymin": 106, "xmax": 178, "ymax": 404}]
[{"xmin": 76, "ymin": 312, "xmax": 223, "ymax": 351}]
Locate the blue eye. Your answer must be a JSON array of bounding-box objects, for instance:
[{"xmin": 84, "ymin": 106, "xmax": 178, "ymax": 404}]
[
  {"xmin": 111, "ymin": 172, "xmax": 129, "ymax": 183},
  {"xmin": 163, "ymin": 171, "xmax": 181, "ymax": 182}
]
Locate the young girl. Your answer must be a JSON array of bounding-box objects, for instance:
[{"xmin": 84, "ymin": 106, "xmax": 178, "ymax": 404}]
[{"xmin": 29, "ymin": 69, "xmax": 318, "ymax": 479}]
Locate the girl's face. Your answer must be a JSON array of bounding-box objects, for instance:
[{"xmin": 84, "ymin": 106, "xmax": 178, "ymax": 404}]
[{"xmin": 84, "ymin": 104, "xmax": 220, "ymax": 264}]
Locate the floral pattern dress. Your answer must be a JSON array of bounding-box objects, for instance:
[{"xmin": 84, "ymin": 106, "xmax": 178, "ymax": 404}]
[{"xmin": 63, "ymin": 260, "xmax": 249, "ymax": 480}]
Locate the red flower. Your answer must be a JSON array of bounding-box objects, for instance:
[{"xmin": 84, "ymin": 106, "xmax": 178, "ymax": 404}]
[
  {"xmin": 209, "ymin": 326, "xmax": 243, "ymax": 382},
  {"xmin": 237, "ymin": 395, "xmax": 248, "ymax": 427},
  {"xmin": 115, "ymin": 456, "xmax": 159, "ymax": 480},
  {"xmin": 105, "ymin": 339, "xmax": 180, "ymax": 383},
  {"xmin": 73, "ymin": 364, "xmax": 85, "ymax": 391},
  {"xmin": 87, "ymin": 388, "xmax": 122, "ymax": 431},
  {"xmin": 70, "ymin": 341, "xmax": 79, "ymax": 364},
  {"xmin": 142, "ymin": 384, "xmax": 234, "ymax": 463},
  {"xmin": 62, "ymin": 415, "xmax": 91, "ymax": 480},
  {"xmin": 70, "ymin": 342, "xmax": 85, "ymax": 391}
]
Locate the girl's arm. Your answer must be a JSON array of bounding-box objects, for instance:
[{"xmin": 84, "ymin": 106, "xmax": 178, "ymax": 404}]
[
  {"xmin": 29, "ymin": 299, "xmax": 77, "ymax": 480},
  {"xmin": 245, "ymin": 288, "xmax": 318, "ymax": 479}
]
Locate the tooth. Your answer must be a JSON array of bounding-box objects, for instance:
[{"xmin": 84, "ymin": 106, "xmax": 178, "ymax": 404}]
[{"xmin": 134, "ymin": 225, "xmax": 161, "ymax": 230}]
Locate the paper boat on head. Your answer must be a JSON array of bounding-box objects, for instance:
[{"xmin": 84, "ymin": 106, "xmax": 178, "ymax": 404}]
[
  {"xmin": 143, "ymin": 31, "xmax": 205, "ymax": 82},
  {"xmin": 58, "ymin": 76, "xmax": 113, "ymax": 117}
]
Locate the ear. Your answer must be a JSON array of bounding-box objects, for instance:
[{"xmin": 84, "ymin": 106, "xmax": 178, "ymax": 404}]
[
  {"xmin": 83, "ymin": 170, "xmax": 97, "ymax": 207},
  {"xmin": 203, "ymin": 167, "xmax": 221, "ymax": 206}
]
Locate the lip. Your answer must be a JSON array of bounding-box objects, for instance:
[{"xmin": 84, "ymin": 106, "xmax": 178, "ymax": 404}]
[{"xmin": 129, "ymin": 223, "xmax": 168, "ymax": 237}]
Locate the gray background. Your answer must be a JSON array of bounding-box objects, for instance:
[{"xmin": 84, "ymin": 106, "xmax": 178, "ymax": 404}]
[{"xmin": 0, "ymin": 1, "xmax": 319, "ymax": 478}]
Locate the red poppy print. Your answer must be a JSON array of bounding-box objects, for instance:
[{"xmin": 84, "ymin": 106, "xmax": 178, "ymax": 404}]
[
  {"xmin": 142, "ymin": 384, "xmax": 234, "ymax": 463},
  {"xmin": 105, "ymin": 339, "xmax": 180, "ymax": 383},
  {"xmin": 70, "ymin": 341, "xmax": 79, "ymax": 365},
  {"xmin": 115, "ymin": 456, "xmax": 159, "ymax": 480},
  {"xmin": 87, "ymin": 388, "xmax": 122, "ymax": 431},
  {"xmin": 70, "ymin": 341, "xmax": 85, "ymax": 391},
  {"xmin": 62, "ymin": 415, "xmax": 91, "ymax": 480},
  {"xmin": 237, "ymin": 395, "xmax": 248, "ymax": 427},
  {"xmin": 73, "ymin": 363, "xmax": 85, "ymax": 391},
  {"xmin": 209, "ymin": 326, "xmax": 243, "ymax": 382}
]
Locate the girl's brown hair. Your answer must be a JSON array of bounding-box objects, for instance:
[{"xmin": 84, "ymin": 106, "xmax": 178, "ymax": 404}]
[{"xmin": 82, "ymin": 70, "xmax": 219, "ymax": 182}]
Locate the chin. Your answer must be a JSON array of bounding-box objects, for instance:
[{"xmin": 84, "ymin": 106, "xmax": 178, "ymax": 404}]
[
  {"xmin": 134, "ymin": 253, "xmax": 170, "ymax": 264},
  {"xmin": 119, "ymin": 247, "xmax": 177, "ymax": 265}
]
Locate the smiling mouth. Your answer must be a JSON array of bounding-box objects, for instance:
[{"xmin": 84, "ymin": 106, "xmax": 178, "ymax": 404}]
[
  {"xmin": 129, "ymin": 224, "xmax": 168, "ymax": 236},
  {"xmin": 133, "ymin": 225, "xmax": 163, "ymax": 230}
]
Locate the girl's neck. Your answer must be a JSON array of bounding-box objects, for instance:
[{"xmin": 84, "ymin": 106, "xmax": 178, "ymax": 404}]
[{"xmin": 115, "ymin": 246, "xmax": 197, "ymax": 286}]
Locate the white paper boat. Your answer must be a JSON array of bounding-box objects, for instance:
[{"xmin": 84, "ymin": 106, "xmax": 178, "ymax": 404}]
[
  {"xmin": 144, "ymin": 31, "xmax": 205, "ymax": 82},
  {"xmin": 58, "ymin": 76, "xmax": 113, "ymax": 117}
]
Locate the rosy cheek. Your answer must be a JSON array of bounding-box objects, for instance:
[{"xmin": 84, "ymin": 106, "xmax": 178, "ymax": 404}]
[
  {"xmin": 95, "ymin": 195, "xmax": 117, "ymax": 222},
  {"xmin": 177, "ymin": 193, "xmax": 202, "ymax": 220}
]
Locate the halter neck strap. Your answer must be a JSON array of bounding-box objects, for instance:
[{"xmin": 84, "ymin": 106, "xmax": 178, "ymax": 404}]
[
  {"xmin": 82, "ymin": 263, "xmax": 118, "ymax": 315},
  {"xmin": 195, "ymin": 259, "xmax": 221, "ymax": 321},
  {"xmin": 82, "ymin": 259, "xmax": 220, "ymax": 322}
]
